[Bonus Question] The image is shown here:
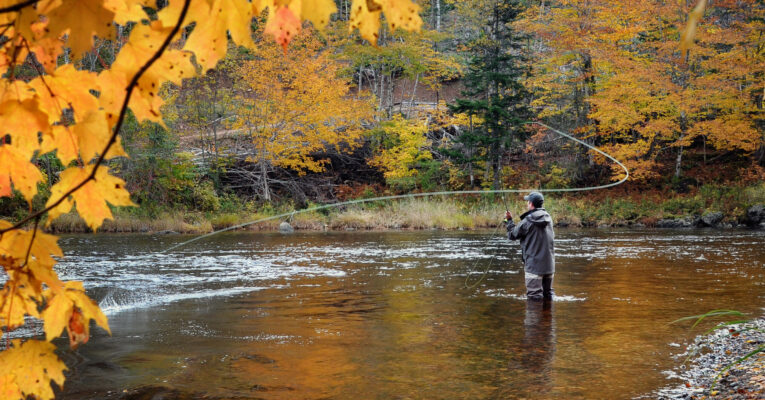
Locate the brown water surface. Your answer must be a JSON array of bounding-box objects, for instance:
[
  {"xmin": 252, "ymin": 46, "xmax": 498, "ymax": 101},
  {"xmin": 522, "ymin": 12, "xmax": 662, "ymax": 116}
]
[{"xmin": 52, "ymin": 229, "xmax": 765, "ymax": 399}]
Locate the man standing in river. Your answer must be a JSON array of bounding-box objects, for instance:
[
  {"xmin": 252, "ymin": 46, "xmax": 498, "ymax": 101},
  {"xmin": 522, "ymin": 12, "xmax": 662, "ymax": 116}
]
[{"xmin": 504, "ymin": 192, "xmax": 555, "ymax": 300}]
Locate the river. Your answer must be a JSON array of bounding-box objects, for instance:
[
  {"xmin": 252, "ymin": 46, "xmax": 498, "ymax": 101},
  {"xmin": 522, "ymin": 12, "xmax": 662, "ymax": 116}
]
[{"xmin": 44, "ymin": 229, "xmax": 765, "ymax": 399}]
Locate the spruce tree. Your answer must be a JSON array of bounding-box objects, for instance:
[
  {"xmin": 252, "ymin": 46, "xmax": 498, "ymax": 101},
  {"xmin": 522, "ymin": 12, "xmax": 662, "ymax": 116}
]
[{"xmin": 448, "ymin": 0, "xmax": 532, "ymax": 190}]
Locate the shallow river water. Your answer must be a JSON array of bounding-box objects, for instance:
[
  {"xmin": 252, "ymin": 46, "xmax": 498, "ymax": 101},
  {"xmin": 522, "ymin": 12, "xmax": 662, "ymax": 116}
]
[{"xmin": 48, "ymin": 229, "xmax": 765, "ymax": 399}]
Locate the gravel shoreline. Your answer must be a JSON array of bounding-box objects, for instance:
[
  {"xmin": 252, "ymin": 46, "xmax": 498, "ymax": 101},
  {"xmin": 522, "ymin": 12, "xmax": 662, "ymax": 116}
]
[{"xmin": 646, "ymin": 317, "xmax": 765, "ymax": 399}]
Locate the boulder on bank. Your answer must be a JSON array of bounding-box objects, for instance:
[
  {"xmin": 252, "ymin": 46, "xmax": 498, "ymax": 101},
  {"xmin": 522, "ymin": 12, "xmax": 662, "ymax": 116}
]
[
  {"xmin": 657, "ymin": 216, "xmax": 700, "ymax": 228},
  {"xmin": 742, "ymin": 205, "xmax": 765, "ymax": 227},
  {"xmin": 700, "ymin": 211, "xmax": 724, "ymax": 227},
  {"xmin": 278, "ymin": 222, "xmax": 294, "ymax": 233}
]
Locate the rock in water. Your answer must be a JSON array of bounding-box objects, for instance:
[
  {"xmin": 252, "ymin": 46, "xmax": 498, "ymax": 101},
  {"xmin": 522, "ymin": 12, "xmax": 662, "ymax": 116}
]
[
  {"xmin": 701, "ymin": 211, "xmax": 724, "ymax": 227},
  {"xmin": 279, "ymin": 222, "xmax": 294, "ymax": 233}
]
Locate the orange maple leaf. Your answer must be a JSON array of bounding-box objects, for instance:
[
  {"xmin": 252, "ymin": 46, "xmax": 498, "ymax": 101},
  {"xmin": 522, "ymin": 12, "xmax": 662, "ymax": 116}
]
[{"xmin": 264, "ymin": 6, "xmax": 302, "ymax": 51}]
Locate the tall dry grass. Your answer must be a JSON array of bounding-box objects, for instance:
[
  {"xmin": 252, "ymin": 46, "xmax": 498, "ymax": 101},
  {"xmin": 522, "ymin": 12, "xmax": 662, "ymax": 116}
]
[
  {"xmin": 328, "ymin": 198, "xmax": 506, "ymax": 230},
  {"xmin": 42, "ymin": 183, "xmax": 765, "ymax": 233},
  {"xmin": 46, "ymin": 212, "xmax": 213, "ymax": 234}
]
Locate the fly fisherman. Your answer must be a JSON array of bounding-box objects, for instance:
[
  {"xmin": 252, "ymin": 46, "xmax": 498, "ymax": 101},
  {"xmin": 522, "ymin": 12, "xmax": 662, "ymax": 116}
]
[{"xmin": 504, "ymin": 192, "xmax": 555, "ymax": 300}]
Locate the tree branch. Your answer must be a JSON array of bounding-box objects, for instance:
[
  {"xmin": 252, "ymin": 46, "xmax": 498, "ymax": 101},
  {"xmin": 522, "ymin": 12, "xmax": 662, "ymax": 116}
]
[
  {"xmin": 0, "ymin": 0, "xmax": 192, "ymax": 234},
  {"xmin": 20, "ymin": 217, "xmax": 39, "ymax": 268},
  {"xmin": 0, "ymin": 0, "xmax": 37, "ymax": 14}
]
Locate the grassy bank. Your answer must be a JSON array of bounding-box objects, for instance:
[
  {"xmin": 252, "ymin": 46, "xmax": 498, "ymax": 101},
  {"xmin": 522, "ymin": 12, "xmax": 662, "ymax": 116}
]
[{"xmin": 41, "ymin": 183, "xmax": 765, "ymax": 233}]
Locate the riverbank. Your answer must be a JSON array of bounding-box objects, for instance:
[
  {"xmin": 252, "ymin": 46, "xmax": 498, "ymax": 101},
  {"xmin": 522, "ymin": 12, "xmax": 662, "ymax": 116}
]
[
  {"xmin": 653, "ymin": 318, "xmax": 765, "ymax": 399},
  {"xmin": 43, "ymin": 191, "xmax": 765, "ymax": 234},
  {"xmin": 41, "ymin": 184, "xmax": 765, "ymax": 233}
]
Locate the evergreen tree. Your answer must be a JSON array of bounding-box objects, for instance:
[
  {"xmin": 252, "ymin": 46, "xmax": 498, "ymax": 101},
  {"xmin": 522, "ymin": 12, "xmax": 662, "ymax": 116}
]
[{"xmin": 448, "ymin": 0, "xmax": 532, "ymax": 189}]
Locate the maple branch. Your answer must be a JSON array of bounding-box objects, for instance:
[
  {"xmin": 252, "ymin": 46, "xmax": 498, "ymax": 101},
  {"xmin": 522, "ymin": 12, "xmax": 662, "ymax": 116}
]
[
  {"xmin": 0, "ymin": 0, "xmax": 192, "ymax": 235},
  {"xmin": 21, "ymin": 39, "xmax": 54, "ymax": 94},
  {"xmin": 20, "ymin": 217, "xmax": 39, "ymax": 268},
  {"xmin": 0, "ymin": 0, "xmax": 37, "ymax": 14}
]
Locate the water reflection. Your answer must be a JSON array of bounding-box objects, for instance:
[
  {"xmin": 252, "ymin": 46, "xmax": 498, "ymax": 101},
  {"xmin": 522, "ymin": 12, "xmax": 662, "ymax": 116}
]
[{"xmin": 520, "ymin": 300, "xmax": 555, "ymax": 395}]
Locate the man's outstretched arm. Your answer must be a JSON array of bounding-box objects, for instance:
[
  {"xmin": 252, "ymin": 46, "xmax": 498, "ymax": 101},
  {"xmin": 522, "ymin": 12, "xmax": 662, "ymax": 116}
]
[{"xmin": 505, "ymin": 211, "xmax": 526, "ymax": 241}]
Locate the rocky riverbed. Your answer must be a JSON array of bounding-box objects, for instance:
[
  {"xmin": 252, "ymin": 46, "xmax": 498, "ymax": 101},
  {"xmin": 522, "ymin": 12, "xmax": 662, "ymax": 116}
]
[{"xmin": 650, "ymin": 318, "xmax": 765, "ymax": 399}]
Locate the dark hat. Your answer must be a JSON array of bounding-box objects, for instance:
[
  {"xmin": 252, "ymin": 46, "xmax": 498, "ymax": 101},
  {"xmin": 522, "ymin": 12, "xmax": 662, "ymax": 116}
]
[{"xmin": 524, "ymin": 192, "xmax": 544, "ymax": 207}]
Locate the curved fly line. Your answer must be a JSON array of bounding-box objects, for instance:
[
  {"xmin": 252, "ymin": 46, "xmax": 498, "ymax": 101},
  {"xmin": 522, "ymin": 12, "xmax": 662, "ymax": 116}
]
[{"xmin": 162, "ymin": 121, "xmax": 629, "ymax": 253}]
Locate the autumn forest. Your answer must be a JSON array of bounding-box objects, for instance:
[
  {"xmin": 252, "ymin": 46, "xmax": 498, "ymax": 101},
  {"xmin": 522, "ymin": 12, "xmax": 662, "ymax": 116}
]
[
  {"xmin": 1, "ymin": 0, "xmax": 763, "ymax": 232},
  {"xmin": 0, "ymin": 1, "xmax": 764, "ymax": 399}
]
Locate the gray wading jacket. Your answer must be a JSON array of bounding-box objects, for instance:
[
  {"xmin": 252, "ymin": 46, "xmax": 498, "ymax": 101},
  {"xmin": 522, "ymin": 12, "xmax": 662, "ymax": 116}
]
[{"xmin": 506, "ymin": 208, "xmax": 555, "ymax": 275}]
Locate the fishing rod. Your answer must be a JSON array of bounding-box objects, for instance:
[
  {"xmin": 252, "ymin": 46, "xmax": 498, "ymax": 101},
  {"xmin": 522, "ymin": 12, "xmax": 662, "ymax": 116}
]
[{"xmin": 162, "ymin": 121, "xmax": 629, "ymax": 253}]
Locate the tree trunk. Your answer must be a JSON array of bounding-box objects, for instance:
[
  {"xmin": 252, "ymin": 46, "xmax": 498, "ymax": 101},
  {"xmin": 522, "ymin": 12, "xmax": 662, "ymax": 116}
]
[
  {"xmin": 492, "ymin": 152, "xmax": 501, "ymax": 190},
  {"xmin": 702, "ymin": 135, "xmax": 706, "ymax": 165},
  {"xmin": 407, "ymin": 73, "xmax": 419, "ymax": 118},
  {"xmin": 675, "ymin": 111, "xmax": 687, "ymax": 178},
  {"xmin": 435, "ymin": 0, "xmax": 441, "ymax": 32},
  {"xmin": 388, "ymin": 72, "xmax": 395, "ymax": 117},
  {"xmin": 468, "ymin": 115, "xmax": 475, "ymax": 188},
  {"xmin": 675, "ymin": 144, "xmax": 684, "ymax": 178},
  {"xmin": 377, "ymin": 70, "xmax": 384, "ymax": 114},
  {"xmin": 468, "ymin": 162, "xmax": 474, "ymax": 188},
  {"xmin": 357, "ymin": 66, "xmax": 362, "ymax": 97},
  {"xmin": 756, "ymin": 142, "xmax": 764, "ymax": 166},
  {"xmin": 261, "ymin": 164, "xmax": 271, "ymax": 201}
]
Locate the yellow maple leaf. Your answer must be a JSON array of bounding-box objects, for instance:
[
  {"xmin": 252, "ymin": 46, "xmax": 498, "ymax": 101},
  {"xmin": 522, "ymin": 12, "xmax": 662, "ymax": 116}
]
[
  {"xmin": 178, "ymin": 0, "xmax": 256, "ymax": 70},
  {"xmin": 349, "ymin": 0, "xmax": 381, "ymax": 44},
  {"xmin": 0, "ymin": 174, "xmax": 9, "ymax": 198},
  {"xmin": 301, "ymin": 0, "xmax": 337, "ymax": 30},
  {"xmin": 27, "ymin": 37, "xmax": 65, "ymax": 74},
  {"xmin": 182, "ymin": 0, "xmax": 240, "ymax": 71},
  {"xmin": 38, "ymin": 0, "xmax": 116, "ymax": 59},
  {"xmin": 681, "ymin": 0, "xmax": 707, "ymax": 51},
  {"xmin": 40, "ymin": 125, "xmax": 79, "ymax": 165},
  {"xmin": 45, "ymin": 165, "xmax": 135, "ymax": 231},
  {"xmin": 217, "ymin": 0, "xmax": 256, "ymax": 50},
  {"xmin": 0, "ymin": 375, "xmax": 22, "ymax": 400},
  {"xmin": 42, "ymin": 281, "xmax": 110, "ymax": 343},
  {"xmin": 103, "ymin": 0, "xmax": 149, "ymax": 25},
  {"xmin": 348, "ymin": 0, "xmax": 421, "ymax": 44},
  {"xmin": 96, "ymin": 69, "xmax": 129, "ymax": 126},
  {"xmin": 0, "ymin": 146, "xmax": 43, "ymax": 203},
  {"xmin": 40, "ymin": 288, "xmax": 73, "ymax": 342},
  {"xmin": 377, "ymin": 0, "xmax": 422, "ymax": 32},
  {"xmin": 157, "ymin": 0, "xmax": 211, "ymax": 29},
  {"xmin": 0, "ymin": 226, "xmax": 63, "ymax": 267},
  {"xmin": 11, "ymin": 5, "xmax": 46, "ymax": 42},
  {"xmin": 0, "ymin": 339, "xmax": 66, "ymax": 400},
  {"xmin": 27, "ymin": 258, "xmax": 63, "ymax": 292},
  {"xmin": 112, "ymin": 22, "xmax": 196, "ymax": 122},
  {"xmin": 183, "ymin": 17, "xmax": 227, "ymax": 71},
  {"xmin": 74, "ymin": 109, "xmax": 128, "ymax": 162},
  {"xmin": 0, "ymin": 282, "xmax": 41, "ymax": 330},
  {"xmin": 0, "ymin": 79, "xmax": 36, "ymax": 103},
  {"xmin": 0, "ymin": 99, "xmax": 50, "ymax": 158},
  {"xmin": 252, "ymin": 0, "xmax": 272, "ymax": 15},
  {"xmin": 29, "ymin": 64, "xmax": 100, "ymax": 123}
]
